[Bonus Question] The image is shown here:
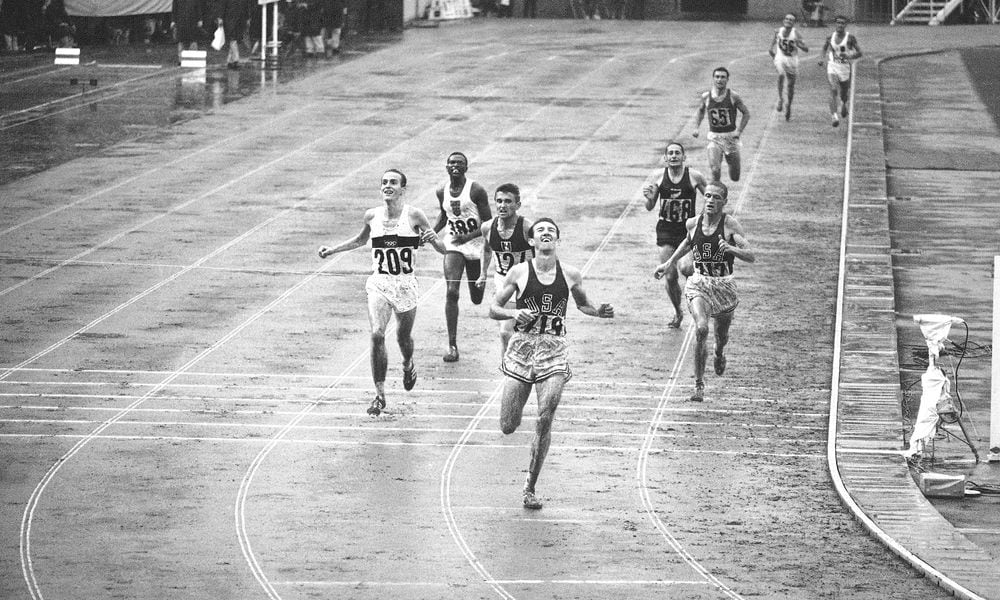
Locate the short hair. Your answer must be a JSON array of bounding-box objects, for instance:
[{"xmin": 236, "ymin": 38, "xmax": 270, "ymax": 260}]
[
  {"xmin": 383, "ymin": 168, "xmax": 407, "ymax": 187},
  {"xmin": 713, "ymin": 66, "xmax": 730, "ymax": 78},
  {"xmin": 530, "ymin": 217, "xmax": 560, "ymax": 239},
  {"xmin": 784, "ymin": 13, "xmax": 796, "ymax": 19},
  {"xmin": 447, "ymin": 151, "xmax": 469, "ymax": 164},
  {"xmin": 706, "ymin": 181, "xmax": 729, "ymax": 199},
  {"xmin": 834, "ymin": 14, "xmax": 848, "ymax": 22},
  {"xmin": 495, "ymin": 182, "xmax": 520, "ymax": 202},
  {"xmin": 664, "ymin": 140, "xmax": 685, "ymax": 155}
]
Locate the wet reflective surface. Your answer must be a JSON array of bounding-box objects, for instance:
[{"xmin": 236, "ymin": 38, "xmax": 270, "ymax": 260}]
[{"xmin": 0, "ymin": 34, "xmax": 401, "ymax": 186}]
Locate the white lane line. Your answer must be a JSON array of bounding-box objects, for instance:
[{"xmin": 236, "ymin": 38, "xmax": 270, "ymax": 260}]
[
  {"xmin": 0, "ymin": 433, "xmax": 824, "ymax": 459},
  {"xmin": 0, "ymin": 416, "xmax": 828, "ymax": 437},
  {"xmin": 270, "ymin": 578, "xmax": 710, "ymax": 587}
]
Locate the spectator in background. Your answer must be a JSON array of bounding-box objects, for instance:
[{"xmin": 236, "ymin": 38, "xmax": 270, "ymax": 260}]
[
  {"xmin": 288, "ymin": 0, "xmax": 324, "ymax": 57},
  {"xmin": 212, "ymin": 0, "xmax": 250, "ymax": 68},
  {"xmin": 41, "ymin": 0, "xmax": 75, "ymax": 48},
  {"xmin": 174, "ymin": 0, "xmax": 207, "ymax": 61},
  {"xmin": 320, "ymin": 0, "xmax": 346, "ymax": 56}
]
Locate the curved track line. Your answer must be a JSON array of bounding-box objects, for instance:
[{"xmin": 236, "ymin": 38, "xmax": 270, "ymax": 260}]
[{"xmin": 635, "ymin": 105, "xmax": 779, "ymax": 600}]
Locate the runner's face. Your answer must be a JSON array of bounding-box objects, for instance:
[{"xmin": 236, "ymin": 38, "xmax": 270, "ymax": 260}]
[
  {"xmin": 531, "ymin": 222, "xmax": 559, "ymax": 249},
  {"xmin": 835, "ymin": 19, "xmax": 847, "ymax": 32},
  {"xmin": 446, "ymin": 155, "xmax": 468, "ymax": 177},
  {"xmin": 713, "ymin": 70, "xmax": 729, "ymax": 91},
  {"xmin": 703, "ymin": 188, "xmax": 727, "ymax": 214},
  {"xmin": 664, "ymin": 145, "xmax": 685, "ymax": 166},
  {"xmin": 494, "ymin": 191, "xmax": 520, "ymax": 217},
  {"xmin": 381, "ymin": 172, "xmax": 404, "ymax": 201},
  {"xmin": 783, "ymin": 14, "xmax": 795, "ymax": 27}
]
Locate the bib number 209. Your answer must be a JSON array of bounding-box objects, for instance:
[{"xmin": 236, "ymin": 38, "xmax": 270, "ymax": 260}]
[{"xmin": 375, "ymin": 247, "xmax": 414, "ymax": 275}]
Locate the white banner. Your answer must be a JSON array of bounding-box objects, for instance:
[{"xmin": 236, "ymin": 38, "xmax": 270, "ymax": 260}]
[{"xmin": 65, "ymin": 0, "xmax": 172, "ymax": 17}]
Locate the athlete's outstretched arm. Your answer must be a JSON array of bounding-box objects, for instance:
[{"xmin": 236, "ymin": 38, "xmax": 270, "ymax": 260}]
[
  {"xmin": 412, "ymin": 207, "xmax": 448, "ymax": 255},
  {"xmin": 564, "ymin": 265, "xmax": 614, "ymax": 319},
  {"xmin": 318, "ymin": 212, "xmax": 372, "ymax": 258},
  {"xmin": 476, "ymin": 219, "xmax": 493, "ymax": 289}
]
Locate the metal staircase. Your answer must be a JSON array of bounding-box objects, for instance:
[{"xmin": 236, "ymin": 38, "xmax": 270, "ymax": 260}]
[{"xmin": 890, "ymin": 0, "xmax": 960, "ymax": 24}]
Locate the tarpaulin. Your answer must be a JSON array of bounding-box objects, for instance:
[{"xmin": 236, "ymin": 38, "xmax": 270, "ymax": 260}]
[{"xmin": 65, "ymin": 0, "xmax": 172, "ymax": 17}]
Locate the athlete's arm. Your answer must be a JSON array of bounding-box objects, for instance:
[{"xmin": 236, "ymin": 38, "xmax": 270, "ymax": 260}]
[
  {"xmin": 411, "ymin": 207, "xmax": 448, "ymax": 254},
  {"xmin": 490, "ymin": 264, "xmax": 533, "ymax": 324},
  {"xmin": 432, "ymin": 185, "xmax": 447, "ymax": 234},
  {"xmin": 691, "ymin": 92, "xmax": 709, "ymax": 137},
  {"xmin": 768, "ymin": 31, "xmax": 778, "ymax": 58},
  {"xmin": 643, "ymin": 171, "xmax": 663, "ymax": 211},
  {"xmin": 794, "ymin": 29, "xmax": 809, "ymax": 52},
  {"xmin": 849, "ymin": 35, "xmax": 862, "ymax": 59},
  {"xmin": 564, "ymin": 264, "xmax": 614, "ymax": 319},
  {"xmin": 318, "ymin": 211, "xmax": 372, "ymax": 258},
  {"xmin": 690, "ymin": 168, "xmax": 708, "ymax": 195},
  {"xmin": 819, "ymin": 37, "xmax": 831, "ymax": 65},
  {"xmin": 476, "ymin": 219, "xmax": 493, "ymax": 289},
  {"xmin": 721, "ymin": 216, "xmax": 755, "ymax": 263},
  {"xmin": 733, "ymin": 92, "xmax": 750, "ymax": 136}
]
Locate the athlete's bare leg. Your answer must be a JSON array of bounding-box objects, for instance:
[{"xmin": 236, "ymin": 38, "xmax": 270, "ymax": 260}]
[
  {"xmin": 396, "ymin": 307, "xmax": 417, "ymax": 372},
  {"xmin": 442, "ymin": 252, "xmax": 466, "ymax": 360},
  {"xmin": 499, "ymin": 378, "xmax": 533, "ymax": 434},
  {"xmin": 658, "ymin": 243, "xmax": 683, "ymax": 327},
  {"xmin": 725, "ymin": 150, "xmax": 742, "ymax": 182},
  {"xmin": 776, "ymin": 73, "xmax": 786, "ymax": 110},
  {"xmin": 688, "ymin": 295, "xmax": 712, "ymax": 401},
  {"xmin": 525, "ymin": 375, "xmax": 565, "ymax": 498},
  {"xmin": 465, "ymin": 259, "xmax": 484, "ymax": 305},
  {"xmin": 366, "ymin": 294, "xmax": 395, "ymax": 401},
  {"xmin": 706, "ymin": 143, "xmax": 724, "ymax": 182},
  {"xmin": 785, "ymin": 73, "xmax": 796, "ymax": 120},
  {"xmin": 713, "ymin": 310, "xmax": 733, "ymax": 376}
]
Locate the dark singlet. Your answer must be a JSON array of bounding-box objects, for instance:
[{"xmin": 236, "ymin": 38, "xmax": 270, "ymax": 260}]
[
  {"xmin": 688, "ymin": 214, "xmax": 735, "ymax": 277},
  {"xmin": 655, "ymin": 166, "xmax": 697, "ymax": 244},
  {"xmin": 706, "ymin": 90, "xmax": 738, "ymax": 134},
  {"xmin": 487, "ymin": 216, "xmax": 535, "ymax": 276},
  {"xmin": 515, "ymin": 260, "xmax": 569, "ymax": 336}
]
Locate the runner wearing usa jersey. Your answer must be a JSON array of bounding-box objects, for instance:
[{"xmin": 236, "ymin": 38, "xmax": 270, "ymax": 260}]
[
  {"xmin": 434, "ymin": 152, "xmax": 492, "ymax": 363},
  {"xmin": 768, "ymin": 13, "xmax": 809, "ymax": 121},
  {"xmin": 476, "ymin": 183, "xmax": 535, "ymax": 355},
  {"xmin": 654, "ymin": 181, "xmax": 754, "ymax": 403},
  {"xmin": 491, "ymin": 218, "xmax": 614, "ymax": 510},
  {"xmin": 319, "ymin": 168, "xmax": 446, "ymax": 416},
  {"xmin": 692, "ymin": 67, "xmax": 750, "ymax": 183}
]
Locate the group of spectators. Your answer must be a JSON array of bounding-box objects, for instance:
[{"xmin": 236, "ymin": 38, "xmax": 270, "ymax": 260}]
[
  {"xmin": 1, "ymin": 0, "xmax": 75, "ymax": 51},
  {"xmin": 0, "ymin": 0, "xmax": 356, "ymax": 62}
]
